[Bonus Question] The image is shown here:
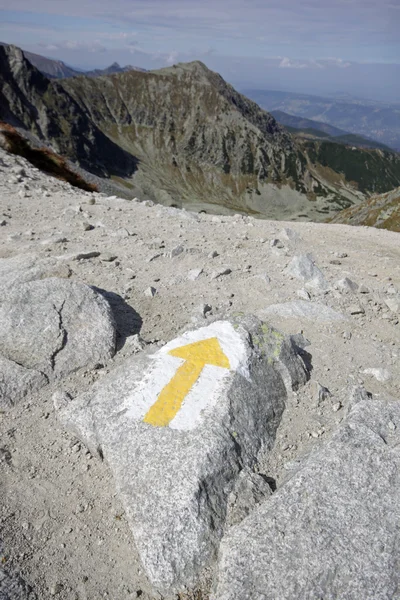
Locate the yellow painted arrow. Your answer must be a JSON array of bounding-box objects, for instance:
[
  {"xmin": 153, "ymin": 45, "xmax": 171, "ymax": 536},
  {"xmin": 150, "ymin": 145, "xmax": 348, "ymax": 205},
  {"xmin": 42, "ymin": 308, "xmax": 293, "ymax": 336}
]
[{"xmin": 143, "ymin": 337, "xmax": 230, "ymax": 427}]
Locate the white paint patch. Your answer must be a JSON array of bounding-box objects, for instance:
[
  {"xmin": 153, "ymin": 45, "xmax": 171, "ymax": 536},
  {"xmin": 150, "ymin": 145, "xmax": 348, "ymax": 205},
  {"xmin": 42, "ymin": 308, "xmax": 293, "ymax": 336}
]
[{"xmin": 123, "ymin": 321, "xmax": 249, "ymax": 431}]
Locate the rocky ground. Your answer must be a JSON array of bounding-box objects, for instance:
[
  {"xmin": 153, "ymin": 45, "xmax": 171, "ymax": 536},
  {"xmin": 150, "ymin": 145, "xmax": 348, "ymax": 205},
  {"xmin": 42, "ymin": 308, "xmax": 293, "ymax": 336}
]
[{"xmin": 0, "ymin": 147, "xmax": 399, "ymax": 599}]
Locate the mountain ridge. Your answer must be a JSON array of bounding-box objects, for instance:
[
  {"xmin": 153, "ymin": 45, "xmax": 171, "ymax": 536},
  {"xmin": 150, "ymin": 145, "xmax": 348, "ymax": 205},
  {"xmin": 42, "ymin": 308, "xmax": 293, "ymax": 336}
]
[
  {"xmin": 2, "ymin": 43, "xmax": 400, "ymax": 221},
  {"xmin": 0, "ymin": 41, "xmax": 146, "ymax": 79}
]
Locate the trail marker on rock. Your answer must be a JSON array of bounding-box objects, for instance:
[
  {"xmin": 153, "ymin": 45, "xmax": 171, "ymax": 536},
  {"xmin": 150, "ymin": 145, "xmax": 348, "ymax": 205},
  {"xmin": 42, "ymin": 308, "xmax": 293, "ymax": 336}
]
[
  {"xmin": 57, "ymin": 317, "xmax": 309, "ymax": 595},
  {"xmin": 144, "ymin": 338, "xmax": 230, "ymax": 427}
]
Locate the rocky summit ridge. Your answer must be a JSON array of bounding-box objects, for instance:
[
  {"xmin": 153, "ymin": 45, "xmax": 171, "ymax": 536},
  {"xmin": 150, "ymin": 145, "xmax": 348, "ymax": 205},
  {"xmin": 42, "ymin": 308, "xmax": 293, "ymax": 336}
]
[
  {"xmin": 1, "ymin": 43, "xmax": 400, "ymax": 222},
  {"xmin": 0, "ymin": 143, "xmax": 399, "ymax": 599}
]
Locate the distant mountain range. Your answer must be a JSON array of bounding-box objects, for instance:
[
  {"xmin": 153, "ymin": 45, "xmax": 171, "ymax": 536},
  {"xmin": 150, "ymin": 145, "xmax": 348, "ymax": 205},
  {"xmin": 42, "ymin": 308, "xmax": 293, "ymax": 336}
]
[
  {"xmin": 271, "ymin": 110, "xmax": 392, "ymax": 151},
  {"xmin": 0, "ymin": 41, "xmax": 146, "ymax": 79},
  {"xmin": 244, "ymin": 89, "xmax": 400, "ymax": 152},
  {"xmin": 1, "ymin": 43, "xmax": 400, "ymax": 222}
]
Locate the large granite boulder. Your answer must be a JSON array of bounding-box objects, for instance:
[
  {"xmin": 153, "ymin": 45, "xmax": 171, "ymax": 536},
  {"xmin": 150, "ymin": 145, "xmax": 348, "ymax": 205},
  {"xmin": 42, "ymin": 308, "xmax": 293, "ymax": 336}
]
[
  {"xmin": 57, "ymin": 316, "xmax": 309, "ymax": 595},
  {"xmin": 214, "ymin": 390, "xmax": 400, "ymax": 600},
  {"xmin": 0, "ymin": 278, "xmax": 116, "ymax": 407}
]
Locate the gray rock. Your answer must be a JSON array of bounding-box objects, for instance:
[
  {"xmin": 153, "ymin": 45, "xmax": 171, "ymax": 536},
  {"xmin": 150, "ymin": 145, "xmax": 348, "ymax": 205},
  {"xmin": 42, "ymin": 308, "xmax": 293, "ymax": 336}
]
[
  {"xmin": 100, "ymin": 252, "xmax": 117, "ymax": 262},
  {"xmin": 384, "ymin": 296, "xmax": 400, "ymax": 313},
  {"xmin": 187, "ymin": 268, "xmax": 203, "ymax": 281},
  {"xmin": 296, "ymin": 288, "xmax": 310, "ymax": 301},
  {"xmin": 337, "ymin": 277, "xmax": 359, "ymax": 293},
  {"xmin": 144, "ymin": 286, "xmax": 157, "ymax": 297},
  {"xmin": 214, "ymin": 395, "xmax": 400, "ymax": 600},
  {"xmin": 166, "ymin": 244, "xmax": 184, "ymax": 258},
  {"xmin": 72, "ymin": 251, "xmax": 100, "ymax": 260},
  {"xmin": 0, "ymin": 254, "xmax": 71, "ymax": 292},
  {"xmin": 262, "ymin": 301, "xmax": 345, "ymax": 322},
  {"xmin": 269, "ymin": 239, "xmax": 284, "ymax": 249},
  {"xmin": 315, "ymin": 381, "xmax": 332, "ymax": 405},
  {"xmin": 349, "ymin": 304, "xmax": 365, "ymax": 315},
  {"xmin": 208, "ymin": 250, "xmax": 219, "ymax": 259},
  {"xmin": 0, "ymin": 356, "xmax": 47, "ymax": 408},
  {"xmin": 211, "ymin": 268, "xmax": 232, "ymax": 280},
  {"xmin": 57, "ymin": 317, "xmax": 308, "ymax": 595},
  {"xmin": 287, "ymin": 254, "xmax": 329, "ymax": 290},
  {"xmin": 359, "ymin": 284, "xmax": 370, "ymax": 294},
  {"xmin": 0, "ymin": 278, "xmax": 116, "ymax": 384},
  {"xmin": 280, "ymin": 227, "xmax": 300, "ymax": 243},
  {"xmin": 199, "ymin": 303, "xmax": 212, "ymax": 317},
  {"xmin": 363, "ymin": 368, "xmax": 391, "ymax": 382},
  {"xmin": 225, "ymin": 468, "xmax": 272, "ymax": 528},
  {"xmin": 82, "ymin": 221, "xmax": 94, "ymax": 231}
]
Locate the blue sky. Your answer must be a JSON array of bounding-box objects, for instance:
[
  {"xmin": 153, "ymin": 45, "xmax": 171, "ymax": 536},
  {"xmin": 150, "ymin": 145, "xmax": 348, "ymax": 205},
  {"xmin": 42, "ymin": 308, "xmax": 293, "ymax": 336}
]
[{"xmin": 1, "ymin": 0, "xmax": 399, "ymax": 101}]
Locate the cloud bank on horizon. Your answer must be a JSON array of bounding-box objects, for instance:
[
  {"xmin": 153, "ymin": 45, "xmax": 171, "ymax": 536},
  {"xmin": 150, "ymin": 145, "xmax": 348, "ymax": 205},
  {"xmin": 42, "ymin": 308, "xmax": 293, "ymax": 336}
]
[{"xmin": 0, "ymin": 0, "xmax": 399, "ymax": 101}]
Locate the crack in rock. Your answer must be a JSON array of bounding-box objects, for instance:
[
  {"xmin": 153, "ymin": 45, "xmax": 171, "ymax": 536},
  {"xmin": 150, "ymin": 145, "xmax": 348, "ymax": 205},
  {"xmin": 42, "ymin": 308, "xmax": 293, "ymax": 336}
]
[{"xmin": 50, "ymin": 300, "xmax": 68, "ymax": 371}]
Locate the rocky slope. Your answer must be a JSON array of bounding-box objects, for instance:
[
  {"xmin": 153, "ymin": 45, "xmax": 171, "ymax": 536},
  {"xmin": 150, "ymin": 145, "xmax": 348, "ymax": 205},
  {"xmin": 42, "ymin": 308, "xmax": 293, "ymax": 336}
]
[
  {"xmin": 2, "ymin": 43, "xmax": 400, "ymax": 221},
  {"xmin": 0, "ymin": 44, "xmax": 136, "ymax": 177},
  {"xmin": 0, "ymin": 144, "xmax": 399, "ymax": 600},
  {"xmin": 330, "ymin": 186, "xmax": 400, "ymax": 231}
]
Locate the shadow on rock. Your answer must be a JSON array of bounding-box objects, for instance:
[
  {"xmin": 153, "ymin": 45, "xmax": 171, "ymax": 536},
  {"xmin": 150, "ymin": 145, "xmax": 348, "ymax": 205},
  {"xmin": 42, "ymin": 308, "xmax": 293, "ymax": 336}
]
[{"xmin": 92, "ymin": 287, "xmax": 143, "ymax": 351}]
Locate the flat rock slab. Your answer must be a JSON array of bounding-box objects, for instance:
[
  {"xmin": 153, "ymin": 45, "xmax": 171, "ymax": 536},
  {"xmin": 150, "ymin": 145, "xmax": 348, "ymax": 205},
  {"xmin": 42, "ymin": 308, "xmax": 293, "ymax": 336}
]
[
  {"xmin": 0, "ymin": 356, "xmax": 48, "ymax": 408},
  {"xmin": 262, "ymin": 300, "xmax": 345, "ymax": 322},
  {"xmin": 57, "ymin": 316, "xmax": 308, "ymax": 595},
  {"xmin": 287, "ymin": 254, "xmax": 329, "ymax": 290},
  {"xmin": 0, "ymin": 254, "xmax": 71, "ymax": 292},
  {"xmin": 214, "ymin": 393, "xmax": 400, "ymax": 600},
  {"xmin": 0, "ymin": 278, "xmax": 116, "ymax": 406}
]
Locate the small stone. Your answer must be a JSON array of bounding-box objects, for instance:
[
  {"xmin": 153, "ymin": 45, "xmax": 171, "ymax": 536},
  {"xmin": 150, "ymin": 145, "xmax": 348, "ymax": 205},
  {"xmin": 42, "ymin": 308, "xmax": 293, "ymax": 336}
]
[
  {"xmin": 297, "ymin": 289, "xmax": 310, "ymax": 301},
  {"xmin": 342, "ymin": 331, "xmax": 352, "ymax": 340},
  {"xmin": 384, "ymin": 297, "xmax": 400, "ymax": 313},
  {"xmin": 329, "ymin": 260, "xmax": 342, "ymax": 265},
  {"xmin": 101, "ymin": 253, "xmax": 117, "ymax": 262},
  {"xmin": 0, "ymin": 219, "xmax": 6, "ymax": 226},
  {"xmin": 363, "ymin": 368, "xmax": 391, "ymax": 383},
  {"xmin": 50, "ymin": 583, "xmax": 63, "ymax": 595},
  {"xmin": 316, "ymin": 382, "xmax": 332, "ymax": 405},
  {"xmin": 187, "ymin": 268, "xmax": 203, "ymax": 281},
  {"xmin": 270, "ymin": 239, "xmax": 284, "ymax": 249},
  {"xmin": 149, "ymin": 238, "xmax": 164, "ymax": 249},
  {"xmin": 335, "ymin": 252, "xmax": 348, "ymax": 258},
  {"xmin": 144, "ymin": 286, "xmax": 157, "ymax": 298},
  {"xmin": 82, "ymin": 222, "xmax": 94, "ymax": 231},
  {"xmin": 208, "ymin": 250, "xmax": 219, "ymax": 258},
  {"xmin": 211, "ymin": 268, "xmax": 232, "ymax": 280},
  {"xmin": 332, "ymin": 402, "xmax": 342, "ymax": 412},
  {"xmin": 148, "ymin": 253, "xmax": 162, "ymax": 263},
  {"xmin": 337, "ymin": 278, "xmax": 359, "ymax": 294},
  {"xmin": 88, "ymin": 197, "xmax": 96, "ymax": 205},
  {"xmin": 166, "ymin": 244, "xmax": 184, "ymax": 258},
  {"xmin": 200, "ymin": 303, "xmax": 212, "ymax": 317},
  {"xmin": 359, "ymin": 285, "xmax": 370, "ymax": 294},
  {"xmin": 73, "ymin": 251, "xmax": 100, "ymax": 260},
  {"xmin": 349, "ymin": 304, "xmax": 365, "ymax": 315}
]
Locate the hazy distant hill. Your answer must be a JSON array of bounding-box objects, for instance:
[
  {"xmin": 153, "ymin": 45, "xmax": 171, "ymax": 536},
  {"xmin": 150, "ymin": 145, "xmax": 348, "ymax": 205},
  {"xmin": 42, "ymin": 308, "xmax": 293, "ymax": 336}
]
[
  {"xmin": 272, "ymin": 110, "xmax": 393, "ymax": 151},
  {"xmin": 244, "ymin": 89, "xmax": 400, "ymax": 151},
  {"xmin": 2, "ymin": 43, "xmax": 400, "ymax": 221}
]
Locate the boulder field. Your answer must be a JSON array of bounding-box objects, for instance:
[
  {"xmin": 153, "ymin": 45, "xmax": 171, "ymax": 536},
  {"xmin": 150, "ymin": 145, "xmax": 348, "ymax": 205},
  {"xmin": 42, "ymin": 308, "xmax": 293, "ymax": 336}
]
[{"xmin": 0, "ymin": 146, "xmax": 399, "ymax": 599}]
